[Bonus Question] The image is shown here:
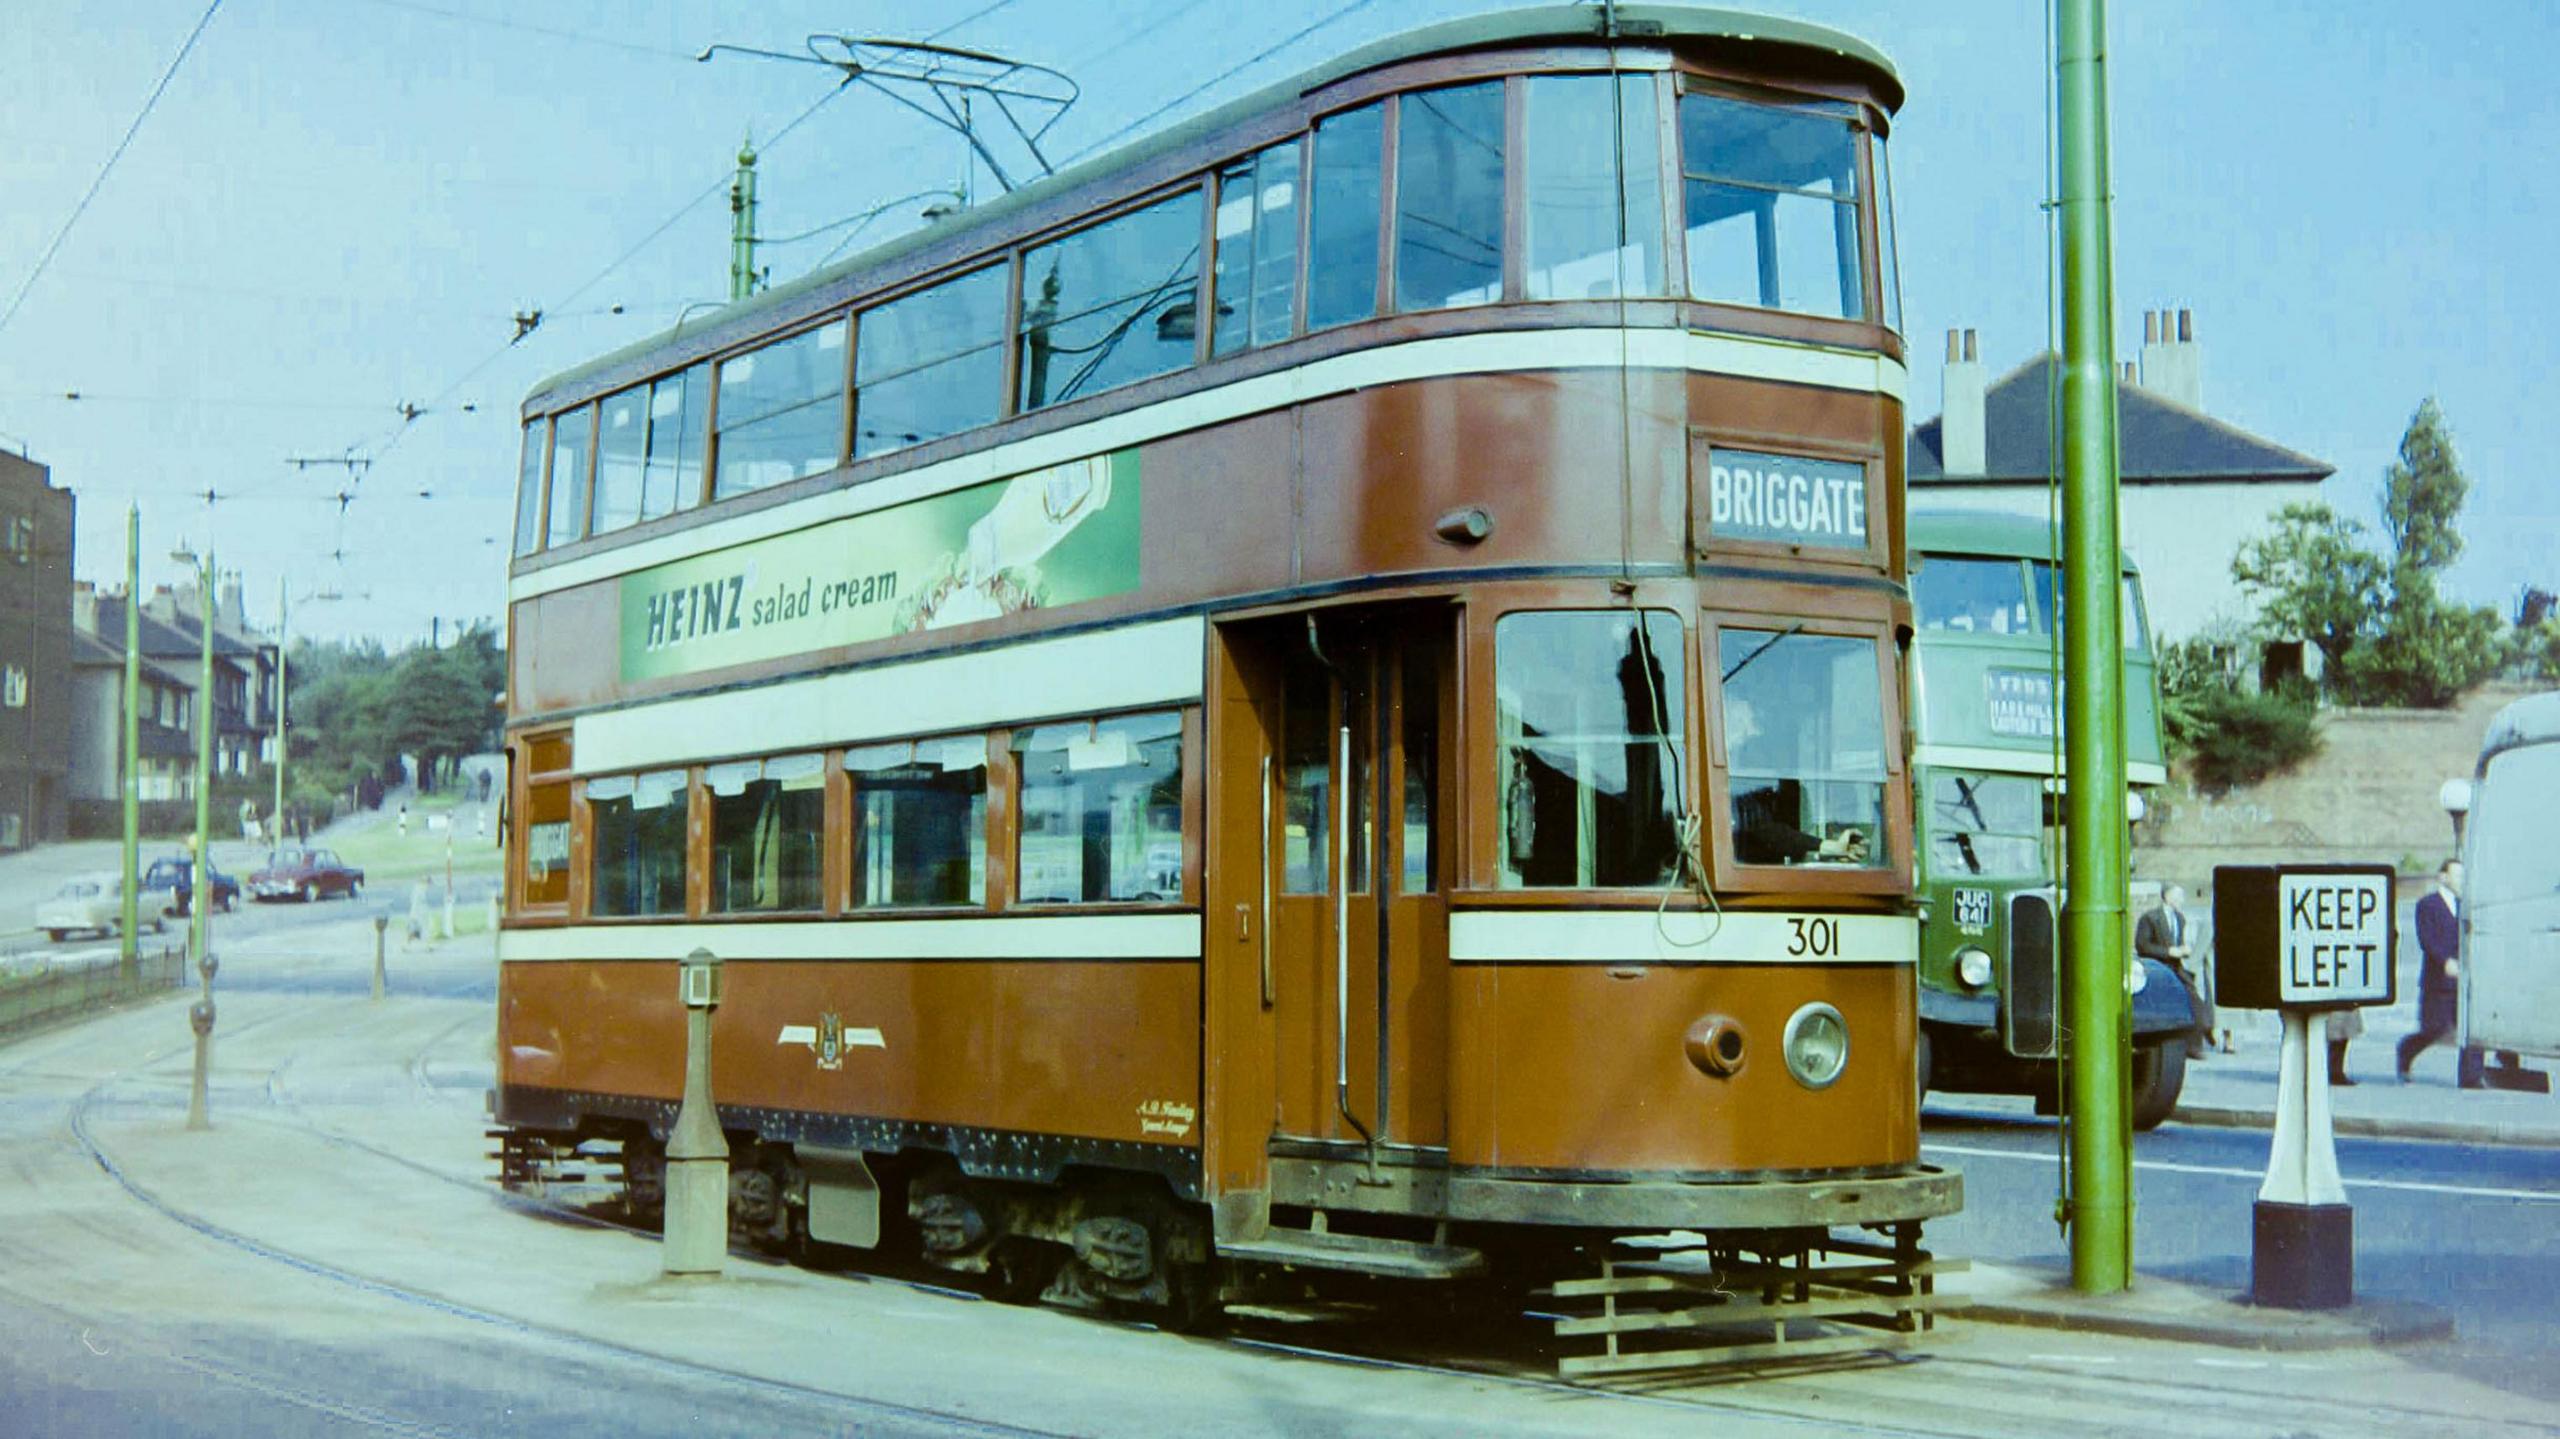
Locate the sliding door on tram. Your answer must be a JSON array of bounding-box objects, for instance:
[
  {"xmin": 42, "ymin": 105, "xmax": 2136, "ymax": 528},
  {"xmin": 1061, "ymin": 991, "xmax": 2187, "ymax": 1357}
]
[{"xmin": 1211, "ymin": 607, "xmax": 1453, "ymax": 1163}]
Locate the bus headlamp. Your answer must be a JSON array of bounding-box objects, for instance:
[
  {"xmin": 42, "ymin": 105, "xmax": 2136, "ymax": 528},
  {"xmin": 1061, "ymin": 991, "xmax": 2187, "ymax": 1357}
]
[
  {"xmin": 2128, "ymin": 958, "xmax": 2148, "ymax": 995},
  {"xmin": 1781, "ymin": 1003, "xmax": 1849, "ymax": 1090},
  {"xmin": 1954, "ymin": 947, "xmax": 1994, "ymax": 989}
]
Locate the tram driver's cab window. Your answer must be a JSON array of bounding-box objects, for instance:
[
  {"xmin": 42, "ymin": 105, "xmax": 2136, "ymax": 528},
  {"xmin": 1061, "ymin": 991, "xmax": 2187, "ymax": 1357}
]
[
  {"xmin": 1680, "ymin": 92, "xmax": 1866, "ymax": 320},
  {"xmin": 846, "ymin": 735, "xmax": 987, "ymax": 909},
  {"xmin": 587, "ymin": 769, "xmax": 690, "ymax": 917},
  {"xmin": 706, "ymin": 754, "xmax": 825, "ymax": 913},
  {"xmin": 1495, "ymin": 611, "xmax": 1686, "ymax": 888},
  {"xmin": 1715, "ymin": 627, "xmax": 1888, "ymax": 868},
  {"xmin": 1013, "ymin": 713, "xmax": 1183, "ymax": 904}
]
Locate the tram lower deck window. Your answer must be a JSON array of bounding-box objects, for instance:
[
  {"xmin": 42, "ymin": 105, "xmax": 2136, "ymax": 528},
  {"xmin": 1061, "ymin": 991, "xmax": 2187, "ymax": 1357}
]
[
  {"xmin": 1495, "ymin": 611, "xmax": 1687, "ymax": 888},
  {"xmin": 588, "ymin": 770, "xmax": 690, "ymax": 917},
  {"xmin": 846, "ymin": 736, "xmax": 988, "ymax": 909},
  {"xmin": 1716, "ymin": 628, "xmax": 1888, "ymax": 868},
  {"xmin": 707, "ymin": 754, "xmax": 825, "ymax": 913},
  {"xmin": 1013, "ymin": 714, "xmax": 1183, "ymax": 904}
]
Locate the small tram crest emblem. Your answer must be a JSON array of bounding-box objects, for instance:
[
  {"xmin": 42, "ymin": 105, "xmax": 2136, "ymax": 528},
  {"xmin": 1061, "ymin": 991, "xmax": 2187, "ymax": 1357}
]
[{"xmin": 816, "ymin": 1012, "xmax": 846, "ymax": 1070}]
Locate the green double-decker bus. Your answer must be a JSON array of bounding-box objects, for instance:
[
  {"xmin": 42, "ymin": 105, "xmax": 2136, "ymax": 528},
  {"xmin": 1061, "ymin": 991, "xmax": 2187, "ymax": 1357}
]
[{"xmin": 1906, "ymin": 509, "xmax": 2197, "ymax": 1128}]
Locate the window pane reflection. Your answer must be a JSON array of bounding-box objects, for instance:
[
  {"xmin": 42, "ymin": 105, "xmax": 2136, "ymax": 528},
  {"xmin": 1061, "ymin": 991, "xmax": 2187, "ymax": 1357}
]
[
  {"xmin": 1014, "ymin": 713, "xmax": 1184, "ymax": 903},
  {"xmin": 1395, "ymin": 82, "xmax": 1505, "ymax": 311},
  {"xmin": 1525, "ymin": 74, "xmax": 1664, "ymax": 300},
  {"xmin": 589, "ymin": 770, "xmax": 688, "ymax": 916},
  {"xmin": 1306, "ymin": 103, "xmax": 1383, "ymax": 330},
  {"xmin": 708, "ymin": 754, "xmax": 825, "ymax": 913},
  {"xmin": 848, "ymin": 736, "xmax": 987, "ymax": 908},
  {"xmin": 1680, "ymin": 93, "xmax": 1864, "ymax": 319},
  {"xmin": 1720, "ymin": 628, "xmax": 1886, "ymax": 867},
  {"xmin": 1213, "ymin": 141, "xmax": 1300, "ymax": 356},
  {"xmin": 1914, "ymin": 557, "xmax": 2032, "ymax": 635},
  {"xmin": 1496, "ymin": 611, "xmax": 1685, "ymax": 888}
]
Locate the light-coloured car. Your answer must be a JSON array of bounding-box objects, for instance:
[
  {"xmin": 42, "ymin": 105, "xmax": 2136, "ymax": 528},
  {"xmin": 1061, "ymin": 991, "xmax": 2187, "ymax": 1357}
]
[{"xmin": 36, "ymin": 873, "xmax": 167, "ymax": 942}]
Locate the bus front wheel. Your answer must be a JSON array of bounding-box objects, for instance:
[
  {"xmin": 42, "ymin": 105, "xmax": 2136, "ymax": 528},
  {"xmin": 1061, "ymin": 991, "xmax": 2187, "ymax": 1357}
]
[{"xmin": 2130, "ymin": 1040, "xmax": 2187, "ymax": 1131}]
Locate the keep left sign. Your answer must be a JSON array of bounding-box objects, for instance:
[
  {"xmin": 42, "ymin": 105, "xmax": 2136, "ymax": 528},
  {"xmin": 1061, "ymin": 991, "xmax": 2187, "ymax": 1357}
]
[
  {"xmin": 2277, "ymin": 873, "xmax": 2392, "ymax": 1005},
  {"xmin": 2211, "ymin": 864, "xmax": 2398, "ymax": 1012}
]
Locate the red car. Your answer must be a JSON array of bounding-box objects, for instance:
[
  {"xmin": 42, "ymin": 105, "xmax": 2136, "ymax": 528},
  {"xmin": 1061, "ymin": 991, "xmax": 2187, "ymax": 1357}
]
[{"xmin": 248, "ymin": 846, "xmax": 365, "ymax": 902}]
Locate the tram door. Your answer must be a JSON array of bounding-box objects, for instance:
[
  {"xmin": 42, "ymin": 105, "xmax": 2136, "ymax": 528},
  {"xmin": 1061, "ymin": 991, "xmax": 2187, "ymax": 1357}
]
[{"xmin": 1210, "ymin": 606, "xmax": 1452, "ymax": 1172}]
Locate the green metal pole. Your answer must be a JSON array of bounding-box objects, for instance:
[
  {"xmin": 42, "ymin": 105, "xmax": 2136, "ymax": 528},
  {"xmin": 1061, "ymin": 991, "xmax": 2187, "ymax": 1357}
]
[
  {"xmin": 728, "ymin": 136, "xmax": 759, "ymax": 301},
  {"xmin": 2058, "ymin": 0, "xmax": 2133, "ymax": 1293},
  {"xmin": 191, "ymin": 551, "xmax": 213, "ymax": 972},
  {"xmin": 120, "ymin": 505, "xmax": 141, "ymax": 980}
]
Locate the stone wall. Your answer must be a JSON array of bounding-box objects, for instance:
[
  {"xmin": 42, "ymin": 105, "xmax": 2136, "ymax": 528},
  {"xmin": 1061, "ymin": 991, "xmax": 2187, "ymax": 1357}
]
[{"xmin": 2133, "ymin": 681, "xmax": 2540, "ymax": 892}]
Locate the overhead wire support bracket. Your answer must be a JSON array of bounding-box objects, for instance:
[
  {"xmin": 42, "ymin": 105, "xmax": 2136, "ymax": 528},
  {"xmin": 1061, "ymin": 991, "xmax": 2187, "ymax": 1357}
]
[{"xmin": 698, "ymin": 36, "xmax": 1078, "ymax": 194}]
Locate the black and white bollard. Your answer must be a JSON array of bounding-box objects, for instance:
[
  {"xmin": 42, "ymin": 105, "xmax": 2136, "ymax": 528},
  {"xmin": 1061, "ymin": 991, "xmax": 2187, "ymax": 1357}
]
[
  {"xmin": 662, "ymin": 947, "xmax": 728, "ymax": 1277},
  {"xmin": 2254, "ymin": 1009, "xmax": 2352, "ymax": 1307},
  {"xmin": 371, "ymin": 913, "xmax": 388, "ymax": 1002}
]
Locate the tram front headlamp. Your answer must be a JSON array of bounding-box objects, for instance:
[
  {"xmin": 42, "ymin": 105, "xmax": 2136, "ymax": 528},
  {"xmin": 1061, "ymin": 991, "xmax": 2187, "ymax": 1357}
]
[
  {"xmin": 1781, "ymin": 1002, "xmax": 1849, "ymax": 1090},
  {"xmin": 1953, "ymin": 947, "xmax": 1994, "ymax": 990}
]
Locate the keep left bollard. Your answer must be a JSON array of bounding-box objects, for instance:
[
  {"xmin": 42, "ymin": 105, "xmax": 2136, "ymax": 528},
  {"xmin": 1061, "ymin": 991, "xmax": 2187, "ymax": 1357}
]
[{"xmin": 662, "ymin": 948, "xmax": 728, "ymax": 1277}]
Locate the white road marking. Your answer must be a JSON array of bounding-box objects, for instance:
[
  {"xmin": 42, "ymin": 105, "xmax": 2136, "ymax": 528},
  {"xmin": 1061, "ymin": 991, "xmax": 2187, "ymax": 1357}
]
[{"xmin": 1925, "ymin": 1141, "xmax": 2560, "ymax": 1203}]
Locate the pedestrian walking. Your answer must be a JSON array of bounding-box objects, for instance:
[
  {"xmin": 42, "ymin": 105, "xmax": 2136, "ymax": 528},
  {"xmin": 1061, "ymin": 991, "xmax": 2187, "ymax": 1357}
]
[
  {"xmin": 397, "ymin": 803, "xmax": 409, "ymax": 837},
  {"xmin": 2395, "ymin": 858, "xmax": 2505, "ymax": 1086},
  {"xmin": 2135, "ymin": 884, "xmax": 2212, "ymax": 1060}
]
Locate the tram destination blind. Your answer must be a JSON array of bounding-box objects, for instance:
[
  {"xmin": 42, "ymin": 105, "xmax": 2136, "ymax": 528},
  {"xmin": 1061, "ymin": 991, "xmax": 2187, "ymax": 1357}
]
[{"xmin": 2210, "ymin": 864, "xmax": 2397, "ymax": 1011}]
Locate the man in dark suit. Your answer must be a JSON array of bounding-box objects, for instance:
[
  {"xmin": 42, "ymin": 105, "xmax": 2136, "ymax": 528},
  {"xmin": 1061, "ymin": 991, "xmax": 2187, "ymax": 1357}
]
[
  {"xmin": 2397, "ymin": 858, "xmax": 2499, "ymax": 1086},
  {"xmin": 2135, "ymin": 884, "xmax": 2213, "ymax": 1061}
]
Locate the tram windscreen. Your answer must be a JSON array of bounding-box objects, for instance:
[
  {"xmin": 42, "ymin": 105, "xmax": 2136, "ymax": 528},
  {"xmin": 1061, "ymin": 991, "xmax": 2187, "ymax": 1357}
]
[
  {"xmin": 1926, "ymin": 772, "xmax": 2044, "ymax": 879},
  {"xmin": 1494, "ymin": 611, "xmax": 1685, "ymax": 888},
  {"xmin": 1718, "ymin": 628, "xmax": 1888, "ymax": 868}
]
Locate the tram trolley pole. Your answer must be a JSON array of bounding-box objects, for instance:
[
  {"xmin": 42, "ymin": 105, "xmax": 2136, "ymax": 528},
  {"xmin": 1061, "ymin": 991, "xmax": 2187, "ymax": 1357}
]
[
  {"xmin": 662, "ymin": 947, "xmax": 729, "ymax": 1276},
  {"xmin": 2212, "ymin": 864, "xmax": 2395, "ymax": 1308}
]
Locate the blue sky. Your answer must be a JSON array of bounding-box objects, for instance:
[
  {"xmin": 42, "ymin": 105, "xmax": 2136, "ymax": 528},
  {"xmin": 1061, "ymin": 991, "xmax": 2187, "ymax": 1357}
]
[{"xmin": 2, "ymin": 0, "xmax": 2551, "ymax": 642}]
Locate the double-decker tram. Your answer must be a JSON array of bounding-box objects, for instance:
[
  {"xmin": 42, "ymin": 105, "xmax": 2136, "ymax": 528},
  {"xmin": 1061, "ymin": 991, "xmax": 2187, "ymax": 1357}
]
[
  {"xmin": 1905, "ymin": 508, "xmax": 2196, "ymax": 1127},
  {"xmin": 494, "ymin": 4, "xmax": 1957, "ymax": 1366}
]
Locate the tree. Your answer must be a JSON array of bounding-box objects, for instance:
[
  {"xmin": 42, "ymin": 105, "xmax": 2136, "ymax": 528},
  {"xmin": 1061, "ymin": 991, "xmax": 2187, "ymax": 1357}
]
[
  {"xmin": 2231, "ymin": 502, "xmax": 2384, "ymax": 681},
  {"xmin": 2349, "ymin": 399, "xmax": 2507, "ymax": 707}
]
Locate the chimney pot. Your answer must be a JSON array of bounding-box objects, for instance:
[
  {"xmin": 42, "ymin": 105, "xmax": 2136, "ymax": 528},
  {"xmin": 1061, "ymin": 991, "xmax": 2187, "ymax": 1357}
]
[
  {"xmin": 1963, "ymin": 329, "xmax": 1977, "ymax": 362},
  {"xmin": 2178, "ymin": 308, "xmax": 2193, "ymax": 342},
  {"xmin": 1946, "ymin": 330, "xmax": 1961, "ymax": 363},
  {"xmin": 2143, "ymin": 310, "xmax": 2159, "ymax": 343}
]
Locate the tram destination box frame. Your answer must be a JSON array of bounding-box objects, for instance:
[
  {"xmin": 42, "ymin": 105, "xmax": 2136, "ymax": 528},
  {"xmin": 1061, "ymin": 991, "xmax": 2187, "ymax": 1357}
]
[{"xmin": 2211, "ymin": 863, "xmax": 2396, "ymax": 1012}]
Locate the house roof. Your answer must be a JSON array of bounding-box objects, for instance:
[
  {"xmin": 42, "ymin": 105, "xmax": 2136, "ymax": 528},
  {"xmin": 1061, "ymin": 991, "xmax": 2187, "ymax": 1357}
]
[
  {"xmin": 1908, "ymin": 353, "xmax": 2334, "ymax": 485},
  {"xmin": 91, "ymin": 596, "xmax": 259, "ymax": 668},
  {"xmin": 72, "ymin": 629, "xmax": 188, "ymax": 688}
]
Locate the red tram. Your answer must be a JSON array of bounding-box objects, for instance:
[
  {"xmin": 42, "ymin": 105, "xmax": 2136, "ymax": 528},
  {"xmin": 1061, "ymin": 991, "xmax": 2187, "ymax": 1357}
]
[{"xmin": 495, "ymin": 3, "xmax": 1957, "ymax": 1358}]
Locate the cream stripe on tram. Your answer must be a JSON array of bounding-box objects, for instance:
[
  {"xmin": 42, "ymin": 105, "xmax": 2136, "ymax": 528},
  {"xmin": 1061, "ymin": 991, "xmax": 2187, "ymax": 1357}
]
[
  {"xmin": 1449, "ymin": 909, "xmax": 1917, "ymax": 966},
  {"xmin": 499, "ymin": 913, "xmax": 1203, "ymax": 964},
  {"xmin": 510, "ymin": 328, "xmax": 1908, "ymax": 605},
  {"xmin": 570, "ymin": 615, "xmax": 1204, "ymax": 775}
]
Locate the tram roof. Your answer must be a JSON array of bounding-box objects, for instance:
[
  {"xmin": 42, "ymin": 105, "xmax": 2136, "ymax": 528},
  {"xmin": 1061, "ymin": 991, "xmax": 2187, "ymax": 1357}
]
[
  {"xmin": 2478, "ymin": 691, "xmax": 2560, "ymax": 771},
  {"xmin": 526, "ymin": 4, "xmax": 1901, "ymax": 408},
  {"xmin": 1909, "ymin": 508, "xmax": 2140, "ymax": 573}
]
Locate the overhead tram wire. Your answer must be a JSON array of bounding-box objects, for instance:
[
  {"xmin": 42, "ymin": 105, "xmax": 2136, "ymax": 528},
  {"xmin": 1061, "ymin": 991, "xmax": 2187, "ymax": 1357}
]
[
  {"xmin": 1058, "ymin": 0, "xmax": 1378, "ymax": 166},
  {"xmin": 0, "ymin": 0, "xmax": 226, "ymax": 343}
]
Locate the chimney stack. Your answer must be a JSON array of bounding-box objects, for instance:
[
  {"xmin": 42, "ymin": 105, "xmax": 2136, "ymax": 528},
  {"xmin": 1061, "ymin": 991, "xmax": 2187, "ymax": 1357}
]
[
  {"xmin": 1940, "ymin": 327, "xmax": 1987, "ymax": 476},
  {"xmin": 2137, "ymin": 304, "xmax": 2205, "ymax": 411},
  {"xmin": 72, "ymin": 580, "xmax": 98, "ymax": 637}
]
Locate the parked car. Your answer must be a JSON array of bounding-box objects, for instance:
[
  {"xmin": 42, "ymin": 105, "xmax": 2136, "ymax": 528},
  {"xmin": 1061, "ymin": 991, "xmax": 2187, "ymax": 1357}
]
[
  {"xmin": 141, "ymin": 855, "xmax": 240, "ymax": 916},
  {"xmin": 248, "ymin": 846, "xmax": 365, "ymax": 902},
  {"xmin": 37, "ymin": 873, "xmax": 166, "ymax": 942}
]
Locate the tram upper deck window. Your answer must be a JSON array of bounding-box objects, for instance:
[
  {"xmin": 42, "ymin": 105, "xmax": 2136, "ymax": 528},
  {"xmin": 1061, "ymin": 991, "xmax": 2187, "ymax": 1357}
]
[
  {"xmin": 1211, "ymin": 140, "xmax": 1301, "ymax": 356},
  {"xmin": 1495, "ymin": 611, "xmax": 1686, "ymax": 889},
  {"xmin": 1716, "ymin": 627, "xmax": 1889, "ymax": 868},
  {"xmin": 1875, "ymin": 133, "xmax": 1903, "ymax": 332},
  {"xmin": 588, "ymin": 769, "xmax": 689, "ymax": 918},
  {"xmin": 591, "ymin": 387, "xmax": 647, "ymax": 537},
  {"xmin": 1013, "ymin": 713, "xmax": 1183, "ymax": 904},
  {"xmin": 714, "ymin": 319, "xmax": 847, "ymax": 499},
  {"xmin": 846, "ymin": 735, "xmax": 987, "ymax": 910},
  {"xmin": 1018, "ymin": 190, "xmax": 1204, "ymax": 412},
  {"xmin": 1305, "ymin": 102, "xmax": 1384, "ymax": 331},
  {"xmin": 640, "ymin": 364, "xmax": 708, "ymax": 521},
  {"xmin": 855, "ymin": 265, "xmax": 1007, "ymax": 460},
  {"xmin": 1524, "ymin": 74, "xmax": 1665, "ymax": 300},
  {"xmin": 1395, "ymin": 82, "xmax": 1505, "ymax": 311},
  {"xmin": 512, "ymin": 420, "xmax": 545, "ymax": 556},
  {"xmin": 1913, "ymin": 557, "xmax": 2031, "ymax": 635},
  {"xmin": 1927, "ymin": 772, "xmax": 2044, "ymax": 879},
  {"xmin": 1680, "ymin": 93, "xmax": 1865, "ymax": 320},
  {"xmin": 706, "ymin": 753, "xmax": 825, "ymax": 914},
  {"xmin": 545, "ymin": 405, "xmax": 593, "ymax": 549}
]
